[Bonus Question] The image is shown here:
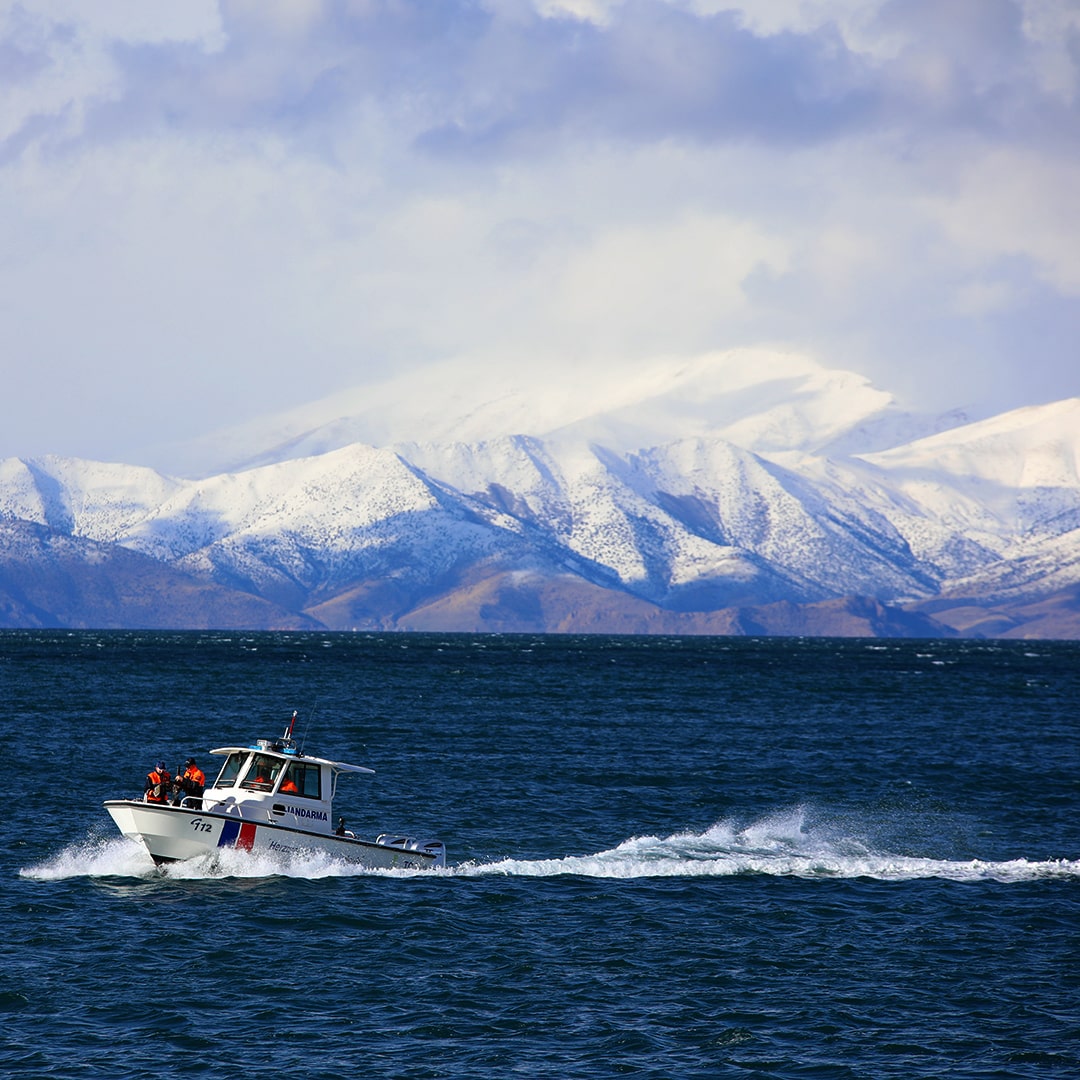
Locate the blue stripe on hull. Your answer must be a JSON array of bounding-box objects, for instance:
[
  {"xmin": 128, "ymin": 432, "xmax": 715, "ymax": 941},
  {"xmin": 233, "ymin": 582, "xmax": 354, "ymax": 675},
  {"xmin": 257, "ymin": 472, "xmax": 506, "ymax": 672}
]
[{"xmin": 218, "ymin": 819, "xmax": 241, "ymax": 848}]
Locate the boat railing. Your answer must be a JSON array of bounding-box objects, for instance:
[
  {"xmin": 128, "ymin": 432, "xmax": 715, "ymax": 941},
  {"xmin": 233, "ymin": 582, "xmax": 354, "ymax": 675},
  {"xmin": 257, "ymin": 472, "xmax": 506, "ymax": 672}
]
[
  {"xmin": 235, "ymin": 802, "xmax": 312, "ymax": 829},
  {"xmin": 143, "ymin": 791, "xmax": 335, "ymax": 833}
]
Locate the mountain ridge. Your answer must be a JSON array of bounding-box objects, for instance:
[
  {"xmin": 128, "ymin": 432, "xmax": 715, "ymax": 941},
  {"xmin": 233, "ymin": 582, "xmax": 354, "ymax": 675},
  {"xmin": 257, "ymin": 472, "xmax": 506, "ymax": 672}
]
[
  {"xmin": 2, "ymin": 355, "xmax": 1078, "ymax": 637},
  {"xmin": 144, "ymin": 349, "xmax": 967, "ymax": 478}
]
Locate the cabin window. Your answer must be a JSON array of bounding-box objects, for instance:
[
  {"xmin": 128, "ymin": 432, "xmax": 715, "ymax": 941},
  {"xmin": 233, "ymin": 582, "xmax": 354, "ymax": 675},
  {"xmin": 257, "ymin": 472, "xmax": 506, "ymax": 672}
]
[
  {"xmin": 281, "ymin": 762, "xmax": 321, "ymax": 799},
  {"xmin": 241, "ymin": 754, "xmax": 281, "ymax": 791},
  {"xmin": 212, "ymin": 753, "xmax": 246, "ymax": 789}
]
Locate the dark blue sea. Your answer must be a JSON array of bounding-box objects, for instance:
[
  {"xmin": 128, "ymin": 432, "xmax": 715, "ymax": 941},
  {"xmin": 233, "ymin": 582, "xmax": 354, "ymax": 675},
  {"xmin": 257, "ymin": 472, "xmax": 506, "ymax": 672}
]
[{"xmin": 3, "ymin": 632, "xmax": 1078, "ymax": 1078}]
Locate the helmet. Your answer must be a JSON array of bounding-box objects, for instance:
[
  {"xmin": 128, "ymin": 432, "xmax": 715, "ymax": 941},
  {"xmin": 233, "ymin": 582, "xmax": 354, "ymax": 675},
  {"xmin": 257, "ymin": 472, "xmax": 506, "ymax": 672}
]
[
  {"xmin": 156, "ymin": 761, "xmax": 167, "ymax": 771},
  {"xmin": 185, "ymin": 757, "xmax": 197, "ymax": 766}
]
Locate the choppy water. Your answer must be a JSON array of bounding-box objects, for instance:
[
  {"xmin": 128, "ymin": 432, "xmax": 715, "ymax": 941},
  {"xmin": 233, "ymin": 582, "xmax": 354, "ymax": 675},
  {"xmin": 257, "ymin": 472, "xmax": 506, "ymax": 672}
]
[{"xmin": 4, "ymin": 632, "xmax": 1079, "ymax": 1078}]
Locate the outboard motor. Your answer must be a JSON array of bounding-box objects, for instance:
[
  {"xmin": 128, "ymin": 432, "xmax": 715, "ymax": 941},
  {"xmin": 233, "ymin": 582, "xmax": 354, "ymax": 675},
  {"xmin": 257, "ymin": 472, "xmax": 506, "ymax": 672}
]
[
  {"xmin": 412, "ymin": 840, "xmax": 447, "ymax": 867},
  {"xmin": 376, "ymin": 835, "xmax": 447, "ymax": 867}
]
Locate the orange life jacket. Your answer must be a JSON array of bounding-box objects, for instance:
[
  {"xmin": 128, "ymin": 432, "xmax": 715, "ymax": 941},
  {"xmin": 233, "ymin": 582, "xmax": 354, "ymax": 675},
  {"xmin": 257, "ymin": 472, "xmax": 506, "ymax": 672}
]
[
  {"xmin": 183, "ymin": 766, "xmax": 206, "ymax": 788},
  {"xmin": 146, "ymin": 769, "xmax": 171, "ymax": 803}
]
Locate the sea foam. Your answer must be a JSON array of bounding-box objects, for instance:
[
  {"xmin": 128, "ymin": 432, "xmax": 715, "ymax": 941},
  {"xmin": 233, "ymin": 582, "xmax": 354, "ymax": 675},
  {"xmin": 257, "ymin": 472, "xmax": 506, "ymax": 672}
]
[{"xmin": 21, "ymin": 809, "xmax": 1080, "ymax": 884}]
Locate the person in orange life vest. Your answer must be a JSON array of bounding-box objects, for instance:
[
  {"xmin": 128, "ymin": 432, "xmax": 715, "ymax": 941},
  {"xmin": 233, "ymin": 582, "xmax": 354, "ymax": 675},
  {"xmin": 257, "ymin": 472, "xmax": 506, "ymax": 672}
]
[
  {"xmin": 280, "ymin": 775, "xmax": 299, "ymax": 794},
  {"xmin": 174, "ymin": 757, "xmax": 206, "ymax": 806},
  {"xmin": 145, "ymin": 761, "xmax": 171, "ymax": 803}
]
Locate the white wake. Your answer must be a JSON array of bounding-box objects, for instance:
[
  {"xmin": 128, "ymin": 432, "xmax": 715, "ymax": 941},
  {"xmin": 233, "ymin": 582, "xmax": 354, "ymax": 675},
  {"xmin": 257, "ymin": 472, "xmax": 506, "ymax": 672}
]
[
  {"xmin": 19, "ymin": 809, "xmax": 1080, "ymax": 883},
  {"xmin": 460, "ymin": 810, "xmax": 1080, "ymax": 883}
]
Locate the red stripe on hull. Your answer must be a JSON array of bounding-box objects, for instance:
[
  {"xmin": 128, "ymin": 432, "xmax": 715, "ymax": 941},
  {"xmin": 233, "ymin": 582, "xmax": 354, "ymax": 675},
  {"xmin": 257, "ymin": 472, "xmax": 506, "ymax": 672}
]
[{"xmin": 237, "ymin": 822, "xmax": 257, "ymax": 851}]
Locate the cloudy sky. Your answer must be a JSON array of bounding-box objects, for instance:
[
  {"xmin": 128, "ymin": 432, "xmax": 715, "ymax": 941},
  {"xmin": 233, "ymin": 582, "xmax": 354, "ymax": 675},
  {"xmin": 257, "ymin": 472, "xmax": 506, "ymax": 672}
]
[{"xmin": 2, "ymin": 0, "xmax": 1078, "ymax": 466}]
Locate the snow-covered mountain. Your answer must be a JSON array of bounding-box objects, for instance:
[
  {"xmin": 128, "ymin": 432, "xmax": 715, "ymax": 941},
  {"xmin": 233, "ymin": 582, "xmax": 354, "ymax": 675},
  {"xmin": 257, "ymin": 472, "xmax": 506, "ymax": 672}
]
[
  {"xmin": 858, "ymin": 397, "xmax": 1080, "ymax": 546},
  {"xmin": 149, "ymin": 348, "xmax": 949, "ymax": 478},
  {"xmin": 2, "ymin": 354, "xmax": 1078, "ymax": 637}
]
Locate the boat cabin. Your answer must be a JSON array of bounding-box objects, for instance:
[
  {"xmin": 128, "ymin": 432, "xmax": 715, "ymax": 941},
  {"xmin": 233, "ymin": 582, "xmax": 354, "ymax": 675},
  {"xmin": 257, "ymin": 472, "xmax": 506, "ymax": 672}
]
[{"xmin": 199, "ymin": 736, "xmax": 373, "ymax": 835}]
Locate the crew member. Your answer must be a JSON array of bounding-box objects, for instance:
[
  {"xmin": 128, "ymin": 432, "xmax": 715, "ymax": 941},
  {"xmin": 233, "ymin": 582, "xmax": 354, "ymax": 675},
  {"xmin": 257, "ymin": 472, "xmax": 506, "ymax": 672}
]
[
  {"xmin": 174, "ymin": 757, "xmax": 206, "ymax": 806},
  {"xmin": 145, "ymin": 761, "xmax": 171, "ymax": 804}
]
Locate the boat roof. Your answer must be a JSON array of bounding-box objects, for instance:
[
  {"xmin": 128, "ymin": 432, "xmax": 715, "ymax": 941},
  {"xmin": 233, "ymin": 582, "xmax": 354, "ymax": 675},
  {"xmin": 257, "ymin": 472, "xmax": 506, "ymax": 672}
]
[{"xmin": 209, "ymin": 743, "xmax": 374, "ymax": 775}]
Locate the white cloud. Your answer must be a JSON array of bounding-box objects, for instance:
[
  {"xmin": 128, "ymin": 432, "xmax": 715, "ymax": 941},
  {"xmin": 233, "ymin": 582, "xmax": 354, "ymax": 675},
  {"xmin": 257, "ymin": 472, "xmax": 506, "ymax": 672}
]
[
  {"xmin": 1019, "ymin": 0, "xmax": 1080, "ymax": 102},
  {"xmin": 0, "ymin": 0, "xmax": 221, "ymax": 45},
  {"xmin": 530, "ymin": 0, "xmax": 622, "ymax": 23},
  {"xmin": 552, "ymin": 212, "xmax": 789, "ymax": 354},
  {"xmin": 923, "ymin": 146, "xmax": 1080, "ymax": 296},
  {"xmin": 0, "ymin": 0, "xmax": 1077, "ymax": 464}
]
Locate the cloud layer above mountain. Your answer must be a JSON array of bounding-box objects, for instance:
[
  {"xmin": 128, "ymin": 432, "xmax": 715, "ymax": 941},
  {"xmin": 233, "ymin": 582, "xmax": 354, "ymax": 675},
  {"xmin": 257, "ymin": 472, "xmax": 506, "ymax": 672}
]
[{"xmin": 2, "ymin": 0, "xmax": 1078, "ymax": 465}]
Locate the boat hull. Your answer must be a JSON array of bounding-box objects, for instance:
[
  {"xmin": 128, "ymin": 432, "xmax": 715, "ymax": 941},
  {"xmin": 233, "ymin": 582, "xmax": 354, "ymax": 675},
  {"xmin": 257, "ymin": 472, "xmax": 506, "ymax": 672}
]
[{"xmin": 104, "ymin": 800, "xmax": 442, "ymax": 870}]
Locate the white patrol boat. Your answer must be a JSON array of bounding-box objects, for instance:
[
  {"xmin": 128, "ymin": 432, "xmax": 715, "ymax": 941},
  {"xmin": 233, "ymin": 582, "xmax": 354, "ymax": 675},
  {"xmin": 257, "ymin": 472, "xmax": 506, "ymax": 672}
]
[{"xmin": 104, "ymin": 714, "xmax": 446, "ymax": 871}]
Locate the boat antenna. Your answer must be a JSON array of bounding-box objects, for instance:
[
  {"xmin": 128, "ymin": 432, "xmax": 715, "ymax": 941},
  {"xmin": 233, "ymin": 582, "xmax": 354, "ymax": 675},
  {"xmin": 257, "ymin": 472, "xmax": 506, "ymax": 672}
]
[{"xmin": 299, "ymin": 700, "xmax": 318, "ymax": 754}]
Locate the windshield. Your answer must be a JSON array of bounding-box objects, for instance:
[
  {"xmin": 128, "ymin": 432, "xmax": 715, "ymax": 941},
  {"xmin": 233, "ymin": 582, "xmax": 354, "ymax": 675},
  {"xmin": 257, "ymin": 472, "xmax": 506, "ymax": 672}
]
[
  {"xmin": 212, "ymin": 752, "xmax": 247, "ymax": 789},
  {"xmin": 240, "ymin": 753, "xmax": 283, "ymax": 791}
]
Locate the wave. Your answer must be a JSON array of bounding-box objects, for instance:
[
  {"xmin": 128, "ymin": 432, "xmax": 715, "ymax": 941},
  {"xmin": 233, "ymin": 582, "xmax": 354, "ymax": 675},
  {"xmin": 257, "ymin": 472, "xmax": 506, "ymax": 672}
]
[
  {"xmin": 460, "ymin": 810, "xmax": 1080, "ymax": 883},
  {"xmin": 19, "ymin": 809, "xmax": 1080, "ymax": 884},
  {"xmin": 18, "ymin": 837, "xmax": 429, "ymax": 882},
  {"xmin": 20, "ymin": 835, "xmax": 159, "ymax": 881}
]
